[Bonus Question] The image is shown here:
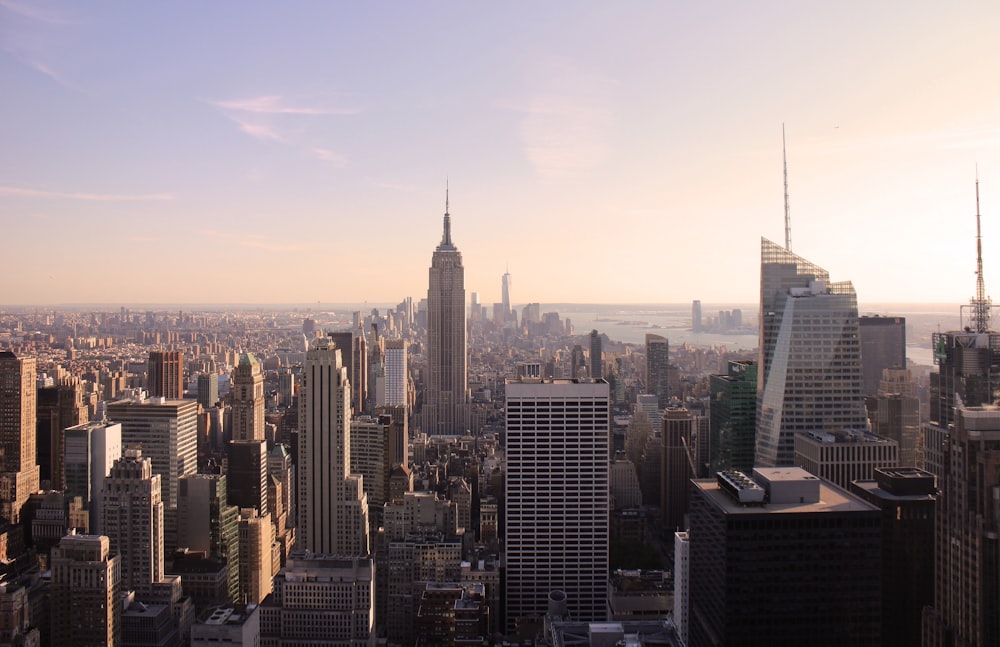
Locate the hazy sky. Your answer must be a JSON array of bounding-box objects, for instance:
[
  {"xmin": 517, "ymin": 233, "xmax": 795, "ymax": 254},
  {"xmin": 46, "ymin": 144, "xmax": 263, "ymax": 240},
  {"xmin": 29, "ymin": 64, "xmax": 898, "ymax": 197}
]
[{"xmin": 3, "ymin": 2, "xmax": 1000, "ymax": 306}]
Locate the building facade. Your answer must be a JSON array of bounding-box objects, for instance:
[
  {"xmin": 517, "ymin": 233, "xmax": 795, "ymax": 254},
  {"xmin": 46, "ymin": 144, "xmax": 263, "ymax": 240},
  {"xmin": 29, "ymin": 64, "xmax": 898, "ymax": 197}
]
[
  {"xmin": 0, "ymin": 352, "xmax": 40, "ymax": 524},
  {"xmin": 504, "ymin": 378, "xmax": 610, "ymax": 628}
]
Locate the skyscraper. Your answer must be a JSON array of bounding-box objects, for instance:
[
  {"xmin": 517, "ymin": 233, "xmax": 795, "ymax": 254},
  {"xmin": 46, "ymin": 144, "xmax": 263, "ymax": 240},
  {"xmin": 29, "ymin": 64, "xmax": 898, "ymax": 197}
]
[
  {"xmin": 383, "ymin": 339, "xmax": 408, "ymax": 407},
  {"xmin": 504, "ymin": 378, "xmax": 610, "ymax": 628},
  {"xmin": 859, "ymin": 315, "xmax": 907, "ymax": 397},
  {"xmin": 177, "ymin": 474, "xmax": 240, "ymax": 603},
  {"xmin": 661, "ymin": 407, "xmax": 693, "ymax": 532},
  {"xmin": 231, "ymin": 352, "xmax": 264, "ymax": 441},
  {"xmin": 298, "ymin": 337, "xmax": 369, "ymax": 556},
  {"xmin": 0, "ymin": 351, "xmax": 40, "ymax": 523},
  {"xmin": 923, "ymin": 405, "xmax": 1000, "ymax": 646},
  {"xmin": 197, "ymin": 372, "xmax": 219, "ymax": 410},
  {"xmin": 63, "ymin": 421, "xmax": 122, "ymax": 534},
  {"xmin": 708, "ymin": 360, "xmax": 758, "ymax": 472},
  {"xmin": 101, "ymin": 449, "xmax": 164, "ymax": 594},
  {"xmin": 36, "ymin": 376, "xmax": 87, "ymax": 490},
  {"xmin": 691, "ymin": 300, "xmax": 702, "ymax": 332},
  {"xmin": 688, "ymin": 468, "xmax": 881, "ymax": 646},
  {"xmin": 589, "ymin": 330, "xmax": 603, "ymax": 379},
  {"xmin": 645, "ymin": 334, "xmax": 670, "ymax": 410},
  {"xmin": 148, "ymin": 350, "xmax": 184, "ymax": 399},
  {"xmin": 50, "ymin": 533, "xmax": 121, "ymax": 647},
  {"xmin": 501, "ymin": 266, "xmax": 512, "ymax": 322},
  {"xmin": 756, "ymin": 238, "xmax": 868, "ymax": 467},
  {"xmin": 423, "ymin": 191, "xmax": 469, "ymax": 436},
  {"xmin": 329, "ymin": 330, "xmax": 368, "ymax": 415}
]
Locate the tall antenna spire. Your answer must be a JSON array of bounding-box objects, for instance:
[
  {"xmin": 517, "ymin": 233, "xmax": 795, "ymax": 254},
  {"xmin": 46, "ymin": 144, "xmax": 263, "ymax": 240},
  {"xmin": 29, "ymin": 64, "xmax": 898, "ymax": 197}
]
[
  {"xmin": 971, "ymin": 169, "xmax": 991, "ymax": 332},
  {"xmin": 440, "ymin": 179, "xmax": 453, "ymax": 248},
  {"xmin": 783, "ymin": 123, "xmax": 792, "ymax": 251}
]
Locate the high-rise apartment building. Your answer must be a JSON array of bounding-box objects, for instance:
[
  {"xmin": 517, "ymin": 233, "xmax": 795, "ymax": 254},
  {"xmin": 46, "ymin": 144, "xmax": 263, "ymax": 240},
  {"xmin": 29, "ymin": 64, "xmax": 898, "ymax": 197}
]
[
  {"xmin": 645, "ymin": 334, "xmax": 670, "ymax": 410},
  {"xmin": 101, "ymin": 449, "xmax": 164, "ymax": 594},
  {"xmin": 708, "ymin": 360, "xmax": 757, "ymax": 472},
  {"xmin": 298, "ymin": 338, "xmax": 369, "ymax": 556},
  {"xmin": 504, "ymin": 378, "xmax": 610, "ymax": 628},
  {"xmin": 231, "ymin": 353, "xmax": 264, "ymax": 441},
  {"xmin": 383, "ymin": 340, "xmax": 407, "ymax": 407},
  {"xmin": 148, "ymin": 350, "xmax": 184, "ymax": 399},
  {"xmin": 688, "ymin": 467, "xmax": 881, "ymax": 646},
  {"xmin": 63, "ymin": 421, "xmax": 122, "ymax": 534},
  {"xmin": 423, "ymin": 194, "xmax": 469, "ymax": 436},
  {"xmin": 756, "ymin": 239, "xmax": 868, "ymax": 466},
  {"xmin": 859, "ymin": 315, "xmax": 907, "ymax": 397},
  {"xmin": 0, "ymin": 351, "xmax": 40, "ymax": 523},
  {"xmin": 923, "ymin": 405, "xmax": 1000, "ymax": 646},
  {"xmin": 590, "ymin": 330, "xmax": 603, "ymax": 379},
  {"xmin": 50, "ymin": 533, "xmax": 121, "ymax": 647}
]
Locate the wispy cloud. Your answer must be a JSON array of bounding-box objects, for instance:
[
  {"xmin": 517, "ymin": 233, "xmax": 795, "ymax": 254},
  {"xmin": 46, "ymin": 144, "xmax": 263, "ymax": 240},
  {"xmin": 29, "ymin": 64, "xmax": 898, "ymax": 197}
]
[
  {"xmin": 0, "ymin": 0, "xmax": 76, "ymax": 24},
  {"xmin": 503, "ymin": 57, "xmax": 616, "ymax": 180},
  {"xmin": 0, "ymin": 186, "xmax": 174, "ymax": 201},
  {"xmin": 208, "ymin": 94, "xmax": 355, "ymax": 166},
  {"xmin": 310, "ymin": 147, "xmax": 347, "ymax": 166},
  {"xmin": 210, "ymin": 95, "xmax": 360, "ymax": 116}
]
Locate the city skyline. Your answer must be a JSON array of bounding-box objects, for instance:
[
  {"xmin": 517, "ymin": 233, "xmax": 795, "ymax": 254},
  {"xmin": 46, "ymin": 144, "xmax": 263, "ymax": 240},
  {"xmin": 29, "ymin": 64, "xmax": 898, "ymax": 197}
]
[{"xmin": 4, "ymin": 2, "xmax": 1000, "ymax": 306}]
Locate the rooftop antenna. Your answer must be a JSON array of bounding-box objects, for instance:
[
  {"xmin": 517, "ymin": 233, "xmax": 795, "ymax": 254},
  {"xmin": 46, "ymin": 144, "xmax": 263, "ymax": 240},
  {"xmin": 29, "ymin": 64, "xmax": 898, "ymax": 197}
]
[
  {"xmin": 783, "ymin": 123, "xmax": 792, "ymax": 251},
  {"xmin": 440, "ymin": 178, "xmax": 453, "ymax": 248},
  {"xmin": 971, "ymin": 168, "xmax": 991, "ymax": 332}
]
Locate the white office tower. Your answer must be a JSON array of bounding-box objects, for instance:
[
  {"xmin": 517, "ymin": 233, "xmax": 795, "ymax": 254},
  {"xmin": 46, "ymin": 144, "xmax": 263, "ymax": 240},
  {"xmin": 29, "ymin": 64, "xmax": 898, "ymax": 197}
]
[
  {"xmin": 504, "ymin": 378, "xmax": 610, "ymax": 629},
  {"xmin": 756, "ymin": 239, "xmax": 868, "ymax": 467},
  {"xmin": 62, "ymin": 421, "xmax": 123, "ymax": 535},
  {"xmin": 298, "ymin": 338, "xmax": 369, "ymax": 556},
  {"xmin": 383, "ymin": 339, "xmax": 408, "ymax": 407}
]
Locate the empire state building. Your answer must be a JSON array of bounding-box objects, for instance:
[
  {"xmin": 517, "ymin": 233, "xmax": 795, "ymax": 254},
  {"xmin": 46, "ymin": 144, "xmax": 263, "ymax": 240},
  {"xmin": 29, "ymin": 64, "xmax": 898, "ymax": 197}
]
[{"xmin": 423, "ymin": 191, "xmax": 469, "ymax": 436}]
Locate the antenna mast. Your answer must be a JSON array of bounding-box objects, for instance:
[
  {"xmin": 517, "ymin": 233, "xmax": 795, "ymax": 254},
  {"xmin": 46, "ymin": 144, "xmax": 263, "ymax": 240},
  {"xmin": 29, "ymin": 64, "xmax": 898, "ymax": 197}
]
[
  {"xmin": 972, "ymin": 172, "xmax": 991, "ymax": 332},
  {"xmin": 783, "ymin": 123, "xmax": 792, "ymax": 251}
]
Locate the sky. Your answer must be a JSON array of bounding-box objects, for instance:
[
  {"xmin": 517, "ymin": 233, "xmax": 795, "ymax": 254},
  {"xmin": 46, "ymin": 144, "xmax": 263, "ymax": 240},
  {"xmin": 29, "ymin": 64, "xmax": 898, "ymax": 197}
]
[{"xmin": 3, "ymin": 1, "xmax": 1000, "ymax": 307}]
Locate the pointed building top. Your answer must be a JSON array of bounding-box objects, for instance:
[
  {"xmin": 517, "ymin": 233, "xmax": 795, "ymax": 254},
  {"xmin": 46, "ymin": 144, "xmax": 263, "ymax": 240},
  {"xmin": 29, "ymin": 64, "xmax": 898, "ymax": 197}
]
[{"xmin": 437, "ymin": 180, "xmax": 457, "ymax": 251}]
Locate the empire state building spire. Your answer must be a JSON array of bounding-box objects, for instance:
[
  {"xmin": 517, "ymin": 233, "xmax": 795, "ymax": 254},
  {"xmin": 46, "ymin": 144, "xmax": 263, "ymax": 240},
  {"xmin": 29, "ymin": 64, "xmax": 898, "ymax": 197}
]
[{"xmin": 438, "ymin": 181, "xmax": 456, "ymax": 251}]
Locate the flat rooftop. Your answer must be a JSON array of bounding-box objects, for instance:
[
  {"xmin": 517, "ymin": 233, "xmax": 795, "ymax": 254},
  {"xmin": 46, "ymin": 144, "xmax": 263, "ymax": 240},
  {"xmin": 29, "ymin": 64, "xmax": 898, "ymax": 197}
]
[{"xmin": 693, "ymin": 475, "xmax": 878, "ymax": 515}]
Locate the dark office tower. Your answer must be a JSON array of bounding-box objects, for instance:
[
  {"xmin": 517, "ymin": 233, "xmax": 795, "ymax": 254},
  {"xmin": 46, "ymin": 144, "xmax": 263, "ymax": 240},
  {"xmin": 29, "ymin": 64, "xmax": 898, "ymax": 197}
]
[
  {"xmin": 570, "ymin": 344, "xmax": 586, "ymax": 380},
  {"xmin": 661, "ymin": 407, "xmax": 693, "ymax": 532},
  {"xmin": 328, "ymin": 330, "xmax": 367, "ymax": 415},
  {"xmin": 691, "ymin": 300, "xmax": 702, "ymax": 332},
  {"xmin": 298, "ymin": 337, "xmax": 369, "ymax": 556},
  {"xmin": 36, "ymin": 376, "xmax": 87, "ymax": 489},
  {"xmin": 709, "ymin": 361, "xmax": 758, "ymax": 472},
  {"xmin": 196, "ymin": 372, "xmax": 219, "ymax": 410},
  {"xmin": 0, "ymin": 352, "xmax": 40, "ymax": 523},
  {"xmin": 231, "ymin": 353, "xmax": 264, "ymax": 441},
  {"xmin": 148, "ymin": 350, "xmax": 184, "ymax": 399},
  {"xmin": 645, "ymin": 334, "xmax": 670, "ymax": 410},
  {"xmin": 50, "ymin": 533, "xmax": 121, "ymax": 647},
  {"xmin": 227, "ymin": 439, "xmax": 268, "ymax": 516},
  {"xmin": 589, "ymin": 330, "xmax": 603, "ymax": 379},
  {"xmin": 688, "ymin": 468, "xmax": 882, "ymax": 647},
  {"xmin": 873, "ymin": 368, "xmax": 921, "ymax": 467},
  {"xmin": 859, "ymin": 315, "xmax": 907, "ymax": 396},
  {"xmin": 850, "ymin": 467, "xmax": 936, "ymax": 647},
  {"xmin": 504, "ymin": 378, "xmax": 610, "ymax": 628},
  {"xmin": 923, "ymin": 405, "xmax": 1000, "ymax": 646},
  {"xmin": 756, "ymin": 239, "xmax": 868, "ymax": 467},
  {"xmin": 177, "ymin": 474, "xmax": 240, "ymax": 604},
  {"xmin": 423, "ymin": 190, "xmax": 469, "ymax": 436}
]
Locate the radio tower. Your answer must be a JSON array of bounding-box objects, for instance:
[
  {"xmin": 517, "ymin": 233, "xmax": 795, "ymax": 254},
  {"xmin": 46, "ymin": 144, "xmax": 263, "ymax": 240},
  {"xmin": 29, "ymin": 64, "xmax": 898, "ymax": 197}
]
[
  {"xmin": 783, "ymin": 123, "xmax": 792, "ymax": 251},
  {"xmin": 969, "ymin": 173, "xmax": 992, "ymax": 332}
]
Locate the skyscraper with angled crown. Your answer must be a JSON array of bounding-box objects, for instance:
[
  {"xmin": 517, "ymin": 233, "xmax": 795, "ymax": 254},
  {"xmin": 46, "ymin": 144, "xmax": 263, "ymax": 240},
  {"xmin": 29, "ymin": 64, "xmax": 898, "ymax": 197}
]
[{"xmin": 423, "ymin": 187, "xmax": 469, "ymax": 436}]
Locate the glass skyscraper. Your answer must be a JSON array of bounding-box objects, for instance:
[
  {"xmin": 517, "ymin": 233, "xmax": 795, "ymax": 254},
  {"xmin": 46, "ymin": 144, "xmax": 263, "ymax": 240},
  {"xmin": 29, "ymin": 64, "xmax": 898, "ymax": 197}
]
[{"xmin": 755, "ymin": 238, "xmax": 868, "ymax": 467}]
